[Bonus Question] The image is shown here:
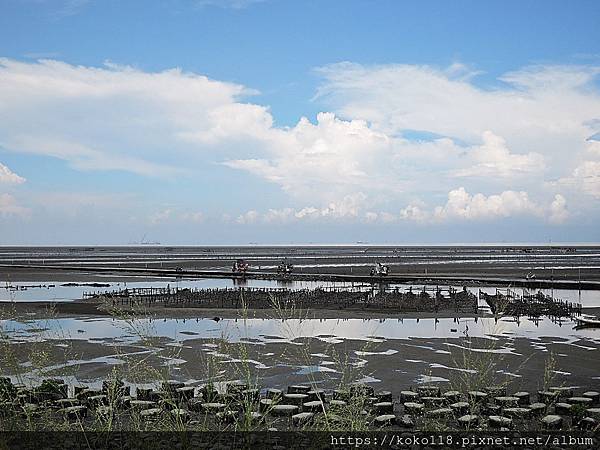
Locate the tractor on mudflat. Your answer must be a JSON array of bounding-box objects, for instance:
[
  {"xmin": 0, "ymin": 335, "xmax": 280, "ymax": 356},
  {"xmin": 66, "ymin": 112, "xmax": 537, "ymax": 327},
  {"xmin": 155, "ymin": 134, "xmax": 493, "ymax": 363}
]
[
  {"xmin": 370, "ymin": 262, "xmax": 389, "ymax": 276},
  {"xmin": 277, "ymin": 260, "xmax": 293, "ymax": 275},
  {"xmin": 232, "ymin": 259, "xmax": 250, "ymax": 274}
]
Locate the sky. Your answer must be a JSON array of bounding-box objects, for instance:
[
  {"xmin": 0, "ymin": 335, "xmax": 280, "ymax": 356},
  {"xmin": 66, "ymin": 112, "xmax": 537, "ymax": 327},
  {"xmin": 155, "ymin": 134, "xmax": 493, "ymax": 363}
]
[{"xmin": 1, "ymin": 0, "xmax": 600, "ymax": 245}]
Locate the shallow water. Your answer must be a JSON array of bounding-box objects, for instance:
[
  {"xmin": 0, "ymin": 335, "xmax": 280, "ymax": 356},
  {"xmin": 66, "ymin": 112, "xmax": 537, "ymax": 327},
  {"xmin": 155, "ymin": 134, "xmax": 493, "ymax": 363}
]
[
  {"xmin": 0, "ymin": 278, "xmax": 356, "ymax": 302},
  {"xmin": 3, "ymin": 315, "xmax": 599, "ymax": 346},
  {"xmin": 3, "ymin": 314, "xmax": 599, "ymax": 392},
  {"xmin": 3, "ymin": 278, "xmax": 600, "ymax": 307}
]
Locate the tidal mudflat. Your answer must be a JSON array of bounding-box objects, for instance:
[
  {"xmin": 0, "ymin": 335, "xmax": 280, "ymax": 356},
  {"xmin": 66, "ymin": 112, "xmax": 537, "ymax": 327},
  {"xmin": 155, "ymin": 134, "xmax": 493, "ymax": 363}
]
[
  {"xmin": 2, "ymin": 313, "xmax": 599, "ymax": 391},
  {"xmin": 1, "ymin": 246, "xmax": 599, "ymax": 433}
]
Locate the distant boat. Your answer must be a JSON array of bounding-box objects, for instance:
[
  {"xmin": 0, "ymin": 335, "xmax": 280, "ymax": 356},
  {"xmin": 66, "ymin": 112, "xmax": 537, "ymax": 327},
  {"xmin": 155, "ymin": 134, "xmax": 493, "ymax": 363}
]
[{"xmin": 573, "ymin": 314, "xmax": 600, "ymax": 328}]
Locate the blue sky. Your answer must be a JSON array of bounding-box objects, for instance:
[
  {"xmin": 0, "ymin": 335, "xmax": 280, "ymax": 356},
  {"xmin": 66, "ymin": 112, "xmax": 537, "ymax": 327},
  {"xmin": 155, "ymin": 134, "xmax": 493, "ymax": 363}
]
[{"xmin": 1, "ymin": 0, "xmax": 600, "ymax": 244}]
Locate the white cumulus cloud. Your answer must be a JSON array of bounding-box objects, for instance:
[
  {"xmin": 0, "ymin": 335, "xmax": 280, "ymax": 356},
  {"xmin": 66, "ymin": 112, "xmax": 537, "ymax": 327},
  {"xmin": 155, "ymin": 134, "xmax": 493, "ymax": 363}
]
[
  {"xmin": 236, "ymin": 210, "xmax": 260, "ymax": 224},
  {"xmin": 454, "ymin": 131, "xmax": 545, "ymax": 178},
  {"xmin": 0, "ymin": 58, "xmax": 258, "ymax": 177},
  {"xmin": 433, "ymin": 187, "xmax": 543, "ymax": 221},
  {"xmin": 558, "ymin": 160, "xmax": 600, "ymax": 199},
  {"xmin": 549, "ymin": 194, "xmax": 569, "ymax": 224},
  {"xmin": 399, "ymin": 204, "xmax": 429, "ymax": 223},
  {"xmin": 224, "ymin": 112, "xmax": 393, "ymax": 202},
  {"xmin": 0, "ymin": 58, "xmax": 597, "ymax": 227},
  {"xmin": 0, "ymin": 162, "xmax": 25, "ymax": 184}
]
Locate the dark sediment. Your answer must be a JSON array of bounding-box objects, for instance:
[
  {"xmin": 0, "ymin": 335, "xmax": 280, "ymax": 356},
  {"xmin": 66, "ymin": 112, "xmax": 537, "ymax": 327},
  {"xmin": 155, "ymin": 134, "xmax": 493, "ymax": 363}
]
[{"xmin": 2, "ymin": 245, "xmax": 600, "ymax": 285}]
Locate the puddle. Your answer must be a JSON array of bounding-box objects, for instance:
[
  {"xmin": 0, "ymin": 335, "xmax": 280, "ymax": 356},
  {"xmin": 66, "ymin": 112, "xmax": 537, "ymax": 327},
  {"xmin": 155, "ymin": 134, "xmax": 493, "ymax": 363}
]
[
  {"xmin": 429, "ymin": 363, "xmax": 477, "ymax": 374},
  {"xmin": 295, "ymin": 365, "xmax": 339, "ymax": 375},
  {"xmin": 444, "ymin": 342, "xmax": 521, "ymax": 355},
  {"xmin": 496, "ymin": 369, "xmax": 522, "ymax": 378},
  {"xmin": 355, "ymin": 349, "xmax": 398, "ymax": 356},
  {"xmin": 355, "ymin": 375, "xmax": 381, "ymax": 383},
  {"xmin": 416, "ymin": 375, "xmax": 450, "ymax": 383}
]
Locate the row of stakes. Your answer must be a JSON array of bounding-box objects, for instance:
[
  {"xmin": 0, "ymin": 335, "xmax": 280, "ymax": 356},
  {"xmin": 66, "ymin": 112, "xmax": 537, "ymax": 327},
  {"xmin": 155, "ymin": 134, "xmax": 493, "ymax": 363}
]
[{"xmin": 1, "ymin": 377, "xmax": 599, "ymax": 430}]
